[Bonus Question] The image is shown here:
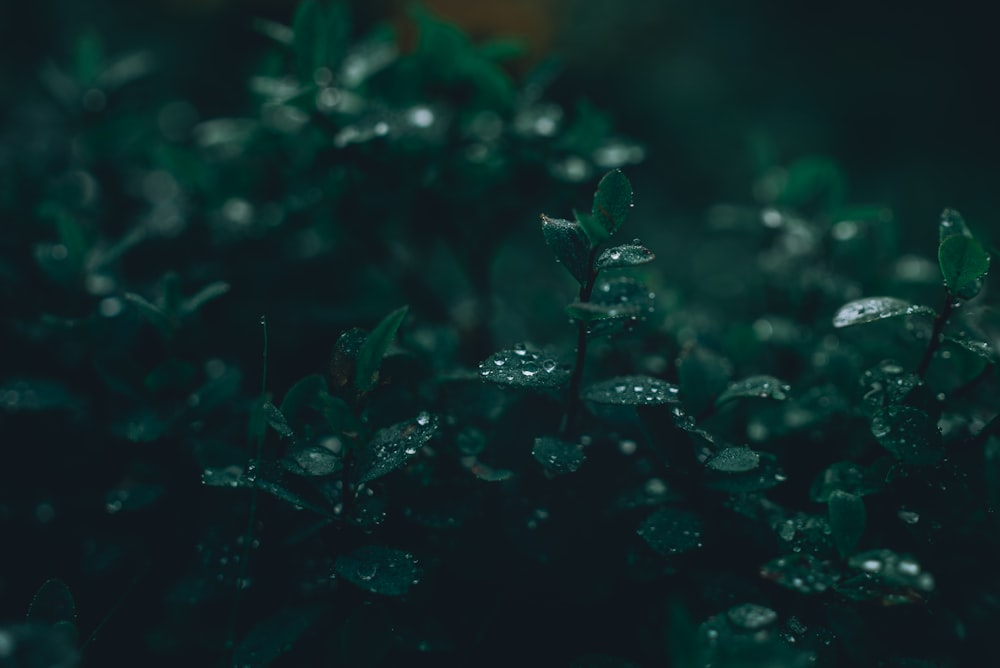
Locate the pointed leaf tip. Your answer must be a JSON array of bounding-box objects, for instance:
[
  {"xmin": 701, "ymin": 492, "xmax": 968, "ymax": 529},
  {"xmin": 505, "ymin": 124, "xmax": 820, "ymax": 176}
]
[
  {"xmin": 541, "ymin": 214, "xmax": 590, "ymax": 284},
  {"xmin": 591, "ymin": 169, "xmax": 632, "ymax": 239},
  {"xmin": 355, "ymin": 305, "xmax": 408, "ymax": 392},
  {"xmin": 832, "ymin": 297, "xmax": 935, "ymax": 328},
  {"xmin": 939, "ymin": 234, "xmax": 989, "ymax": 297}
]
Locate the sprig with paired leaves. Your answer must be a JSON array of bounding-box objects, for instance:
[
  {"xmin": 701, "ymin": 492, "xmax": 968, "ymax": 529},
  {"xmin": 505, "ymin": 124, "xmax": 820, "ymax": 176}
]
[{"xmin": 479, "ymin": 170, "xmax": 680, "ymax": 475}]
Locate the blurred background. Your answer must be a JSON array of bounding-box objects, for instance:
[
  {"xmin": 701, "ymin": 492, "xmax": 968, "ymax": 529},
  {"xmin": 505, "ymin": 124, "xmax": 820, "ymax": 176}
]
[{"xmin": 4, "ymin": 0, "xmax": 999, "ymax": 243}]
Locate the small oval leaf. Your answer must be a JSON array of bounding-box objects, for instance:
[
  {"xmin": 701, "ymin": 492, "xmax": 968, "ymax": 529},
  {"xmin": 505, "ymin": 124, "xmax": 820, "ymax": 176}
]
[
  {"xmin": 27, "ymin": 579, "xmax": 76, "ymax": 626},
  {"xmin": 938, "ymin": 234, "xmax": 989, "ymax": 297},
  {"xmin": 595, "ymin": 243, "xmax": 654, "ymax": 270},
  {"xmin": 939, "ymin": 207, "xmax": 972, "ymax": 242},
  {"xmin": 591, "ymin": 169, "xmax": 633, "ymax": 238},
  {"xmin": 870, "ymin": 405, "xmax": 943, "ymax": 465},
  {"xmin": 478, "ymin": 346, "xmax": 570, "ymax": 388},
  {"xmin": 583, "ymin": 375, "xmax": 680, "ymax": 406},
  {"xmin": 334, "ymin": 545, "xmax": 421, "ymax": 596},
  {"xmin": 828, "ymin": 490, "xmax": 866, "ymax": 557},
  {"xmin": 356, "ymin": 305, "xmax": 408, "ymax": 392},
  {"xmin": 832, "ymin": 297, "xmax": 935, "ymax": 328},
  {"xmin": 532, "ymin": 437, "xmax": 586, "ymax": 476},
  {"xmin": 705, "ymin": 447, "xmax": 760, "ymax": 473},
  {"xmin": 715, "ymin": 375, "xmax": 790, "ymax": 406},
  {"xmin": 638, "ymin": 507, "xmax": 703, "ymax": 556},
  {"xmin": 541, "ymin": 214, "xmax": 590, "ymax": 284},
  {"xmin": 354, "ymin": 413, "xmax": 437, "ymax": 484}
]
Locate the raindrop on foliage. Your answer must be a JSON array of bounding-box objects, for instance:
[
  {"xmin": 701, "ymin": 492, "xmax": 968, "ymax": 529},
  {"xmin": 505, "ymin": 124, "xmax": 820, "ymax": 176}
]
[
  {"xmin": 354, "ymin": 413, "xmax": 438, "ymax": 484},
  {"xmin": 832, "ymin": 297, "xmax": 935, "ymax": 328},
  {"xmin": 870, "ymin": 405, "xmax": 943, "ymax": 465},
  {"xmin": 532, "ymin": 437, "xmax": 586, "ymax": 476},
  {"xmin": 638, "ymin": 507, "xmax": 704, "ymax": 556},
  {"xmin": 478, "ymin": 347, "xmax": 570, "ymax": 388},
  {"xmin": 716, "ymin": 375, "xmax": 791, "ymax": 405},
  {"xmin": 583, "ymin": 375, "xmax": 679, "ymax": 406},
  {"xmin": 760, "ymin": 553, "xmax": 839, "ymax": 594},
  {"xmin": 726, "ymin": 603, "xmax": 778, "ymax": 630},
  {"xmin": 860, "ymin": 360, "xmax": 920, "ymax": 409},
  {"xmin": 595, "ymin": 243, "xmax": 655, "ymax": 270},
  {"xmin": 705, "ymin": 447, "xmax": 761, "ymax": 473},
  {"xmin": 333, "ymin": 545, "xmax": 421, "ymax": 596}
]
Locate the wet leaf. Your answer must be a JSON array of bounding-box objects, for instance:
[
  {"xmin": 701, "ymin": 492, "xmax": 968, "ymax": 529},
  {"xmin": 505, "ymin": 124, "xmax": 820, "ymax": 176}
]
[
  {"xmin": 944, "ymin": 334, "xmax": 996, "ymax": 362},
  {"xmin": 638, "ymin": 507, "xmax": 703, "ymax": 556},
  {"xmin": 828, "ymin": 491, "xmax": 866, "ymax": 557},
  {"xmin": 478, "ymin": 346, "xmax": 570, "ymax": 388},
  {"xmin": 860, "ymin": 360, "xmax": 920, "ymax": 409},
  {"xmin": 234, "ymin": 605, "xmax": 322, "ymax": 668},
  {"xmin": 716, "ymin": 375, "xmax": 791, "ymax": 406},
  {"xmin": 330, "ymin": 328, "xmax": 366, "ymax": 391},
  {"xmin": 704, "ymin": 452, "xmax": 786, "ymax": 493},
  {"xmin": 939, "ymin": 234, "xmax": 989, "ymax": 297},
  {"xmin": 180, "ymin": 281, "xmax": 229, "ymax": 316},
  {"xmin": 810, "ymin": 460, "xmax": 889, "ymax": 502},
  {"xmin": 282, "ymin": 440, "xmax": 343, "ymax": 476},
  {"xmin": 573, "ymin": 277, "xmax": 655, "ymax": 336},
  {"xmin": 263, "ymin": 402, "xmax": 293, "ymax": 438},
  {"xmin": 280, "ymin": 374, "xmax": 325, "ymax": 432},
  {"xmin": 832, "ymin": 297, "xmax": 935, "ymax": 328},
  {"xmin": 27, "ymin": 579, "xmax": 76, "ymax": 626},
  {"xmin": 870, "ymin": 406, "xmax": 943, "ymax": 465},
  {"xmin": 532, "ymin": 437, "xmax": 585, "ymax": 476},
  {"xmin": 759, "ymin": 553, "xmax": 839, "ymax": 594},
  {"xmin": 705, "ymin": 447, "xmax": 760, "ymax": 473},
  {"xmin": 356, "ymin": 305, "xmax": 408, "ymax": 392},
  {"xmin": 354, "ymin": 413, "xmax": 437, "ymax": 484},
  {"xmin": 334, "ymin": 545, "xmax": 420, "ymax": 596},
  {"xmin": 726, "ymin": 603, "xmax": 778, "ymax": 630},
  {"xmin": 590, "ymin": 169, "xmax": 632, "ymax": 240},
  {"xmin": 595, "ymin": 243, "xmax": 654, "ymax": 270},
  {"xmin": 583, "ymin": 375, "xmax": 680, "ymax": 406},
  {"xmin": 541, "ymin": 214, "xmax": 590, "ymax": 284},
  {"xmin": 847, "ymin": 549, "xmax": 935, "ymax": 594},
  {"xmin": 938, "ymin": 207, "xmax": 972, "ymax": 242},
  {"xmin": 124, "ymin": 292, "xmax": 175, "ymax": 338}
]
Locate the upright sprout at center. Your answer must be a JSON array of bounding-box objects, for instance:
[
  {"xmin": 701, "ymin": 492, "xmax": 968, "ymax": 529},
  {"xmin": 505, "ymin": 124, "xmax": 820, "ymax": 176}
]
[{"xmin": 480, "ymin": 170, "xmax": 680, "ymax": 476}]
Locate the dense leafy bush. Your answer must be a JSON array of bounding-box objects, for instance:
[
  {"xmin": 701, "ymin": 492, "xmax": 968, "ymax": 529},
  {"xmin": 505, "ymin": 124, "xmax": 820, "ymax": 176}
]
[{"xmin": 3, "ymin": 2, "xmax": 1000, "ymax": 667}]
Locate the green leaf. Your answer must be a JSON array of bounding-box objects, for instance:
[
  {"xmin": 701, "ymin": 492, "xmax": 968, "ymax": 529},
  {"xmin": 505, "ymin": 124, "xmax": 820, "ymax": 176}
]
[
  {"xmin": 582, "ymin": 375, "xmax": 679, "ymax": 406},
  {"xmin": 828, "ymin": 490, "xmax": 866, "ymax": 557},
  {"xmin": 832, "ymin": 296, "xmax": 935, "ymax": 328},
  {"xmin": 810, "ymin": 460, "xmax": 889, "ymax": 502},
  {"xmin": 355, "ymin": 305, "xmax": 408, "ymax": 392},
  {"xmin": 705, "ymin": 447, "xmax": 760, "ymax": 473},
  {"xmin": 938, "ymin": 234, "xmax": 989, "ymax": 297},
  {"xmin": 704, "ymin": 452, "xmax": 786, "ymax": 493},
  {"xmin": 579, "ymin": 277, "xmax": 655, "ymax": 337},
  {"xmin": 330, "ymin": 328, "xmax": 366, "ymax": 391},
  {"xmin": 334, "ymin": 545, "xmax": 421, "ymax": 596},
  {"xmin": 478, "ymin": 346, "xmax": 570, "ymax": 388},
  {"xmin": 280, "ymin": 375, "xmax": 328, "ymax": 432},
  {"xmin": 234, "ymin": 606, "xmax": 322, "ymax": 668},
  {"xmin": 870, "ymin": 405, "xmax": 943, "ymax": 465},
  {"xmin": 27, "ymin": 579, "xmax": 76, "ymax": 626},
  {"xmin": 638, "ymin": 507, "xmax": 704, "ymax": 556},
  {"xmin": 124, "ymin": 292, "xmax": 175, "ymax": 339},
  {"xmin": 282, "ymin": 441, "xmax": 343, "ymax": 477},
  {"xmin": 760, "ymin": 554, "xmax": 839, "ymax": 594},
  {"xmin": 293, "ymin": 0, "xmax": 325, "ymax": 82},
  {"xmin": 532, "ymin": 437, "xmax": 586, "ymax": 476},
  {"xmin": 541, "ymin": 214, "xmax": 590, "ymax": 284},
  {"xmin": 715, "ymin": 375, "xmax": 790, "ymax": 406},
  {"xmin": 354, "ymin": 413, "xmax": 437, "ymax": 484},
  {"xmin": 574, "ymin": 209, "xmax": 609, "ymax": 247},
  {"xmin": 595, "ymin": 243, "xmax": 654, "ymax": 270},
  {"xmin": 939, "ymin": 207, "xmax": 972, "ymax": 242},
  {"xmin": 181, "ymin": 281, "xmax": 230, "ymax": 316},
  {"xmin": 591, "ymin": 169, "xmax": 633, "ymax": 239},
  {"xmin": 262, "ymin": 402, "xmax": 293, "ymax": 438}
]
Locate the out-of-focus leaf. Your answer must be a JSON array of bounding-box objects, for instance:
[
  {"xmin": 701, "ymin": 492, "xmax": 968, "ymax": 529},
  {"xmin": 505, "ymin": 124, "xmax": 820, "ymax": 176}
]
[
  {"xmin": 124, "ymin": 292, "xmax": 175, "ymax": 339},
  {"xmin": 181, "ymin": 281, "xmax": 229, "ymax": 316},
  {"xmin": 262, "ymin": 402, "xmax": 293, "ymax": 438},
  {"xmin": 638, "ymin": 507, "xmax": 703, "ymax": 556},
  {"xmin": 705, "ymin": 447, "xmax": 760, "ymax": 473},
  {"xmin": 715, "ymin": 375, "xmax": 791, "ymax": 406},
  {"xmin": 832, "ymin": 297, "xmax": 935, "ymax": 328},
  {"xmin": 939, "ymin": 207, "xmax": 973, "ymax": 242},
  {"xmin": 828, "ymin": 491, "xmax": 866, "ymax": 557},
  {"xmin": 532, "ymin": 437, "xmax": 585, "ymax": 476},
  {"xmin": 26, "ymin": 579, "xmax": 76, "ymax": 626},
  {"xmin": 233, "ymin": 605, "xmax": 322, "ymax": 668},
  {"xmin": 677, "ymin": 345, "xmax": 732, "ymax": 415},
  {"xmin": 355, "ymin": 305, "xmax": 408, "ymax": 392}
]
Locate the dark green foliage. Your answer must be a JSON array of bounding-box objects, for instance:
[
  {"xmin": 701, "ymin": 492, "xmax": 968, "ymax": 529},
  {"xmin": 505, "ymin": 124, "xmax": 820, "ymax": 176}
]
[{"xmin": 5, "ymin": 2, "xmax": 1000, "ymax": 667}]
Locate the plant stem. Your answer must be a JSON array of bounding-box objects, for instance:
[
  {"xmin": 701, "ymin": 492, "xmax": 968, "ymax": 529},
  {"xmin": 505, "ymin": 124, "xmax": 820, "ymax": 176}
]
[
  {"xmin": 917, "ymin": 292, "xmax": 955, "ymax": 379},
  {"xmin": 562, "ymin": 248, "xmax": 600, "ymax": 439}
]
